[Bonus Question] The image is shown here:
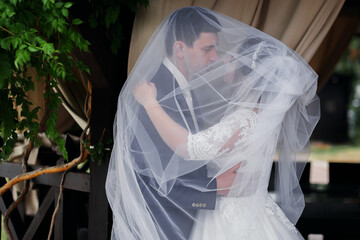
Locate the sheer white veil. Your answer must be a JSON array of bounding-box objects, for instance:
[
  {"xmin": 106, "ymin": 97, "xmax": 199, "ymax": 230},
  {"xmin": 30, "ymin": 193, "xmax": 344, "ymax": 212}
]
[{"xmin": 106, "ymin": 7, "xmax": 320, "ymax": 240}]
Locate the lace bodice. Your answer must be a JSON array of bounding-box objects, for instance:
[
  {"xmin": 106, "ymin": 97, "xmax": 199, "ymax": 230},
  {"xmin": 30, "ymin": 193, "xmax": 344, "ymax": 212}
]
[{"xmin": 187, "ymin": 109, "xmax": 257, "ymax": 160}]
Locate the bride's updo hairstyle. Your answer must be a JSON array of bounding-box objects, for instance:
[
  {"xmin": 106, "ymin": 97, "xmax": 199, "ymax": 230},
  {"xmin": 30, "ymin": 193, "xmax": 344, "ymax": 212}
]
[{"xmin": 235, "ymin": 37, "xmax": 263, "ymax": 78}]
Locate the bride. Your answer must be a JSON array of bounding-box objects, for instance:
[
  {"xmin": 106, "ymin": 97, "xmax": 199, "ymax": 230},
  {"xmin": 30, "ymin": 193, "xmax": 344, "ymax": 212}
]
[{"xmin": 106, "ymin": 7, "xmax": 320, "ymax": 240}]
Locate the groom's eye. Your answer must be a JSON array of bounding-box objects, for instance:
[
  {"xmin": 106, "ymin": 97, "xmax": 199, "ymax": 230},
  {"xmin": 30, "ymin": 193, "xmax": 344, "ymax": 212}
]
[{"xmin": 203, "ymin": 46, "xmax": 214, "ymax": 52}]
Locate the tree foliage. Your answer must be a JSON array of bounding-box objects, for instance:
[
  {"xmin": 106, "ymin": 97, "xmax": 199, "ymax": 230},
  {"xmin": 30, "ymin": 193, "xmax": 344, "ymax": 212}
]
[
  {"xmin": 0, "ymin": 0, "xmax": 91, "ymax": 161},
  {"xmin": 0, "ymin": 0, "xmax": 148, "ymax": 162}
]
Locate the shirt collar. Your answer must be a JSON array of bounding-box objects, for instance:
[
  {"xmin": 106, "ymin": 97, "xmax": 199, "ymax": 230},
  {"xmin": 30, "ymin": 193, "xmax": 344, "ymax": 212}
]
[{"xmin": 163, "ymin": 57, "xmax": 189, "ymax": 90}]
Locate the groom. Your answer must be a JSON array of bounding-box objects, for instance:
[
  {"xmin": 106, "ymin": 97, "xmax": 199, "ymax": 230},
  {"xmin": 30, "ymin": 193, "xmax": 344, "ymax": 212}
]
[{"xmin": 132, "ymin": 7, "xmax": 240, "ymax": 239}]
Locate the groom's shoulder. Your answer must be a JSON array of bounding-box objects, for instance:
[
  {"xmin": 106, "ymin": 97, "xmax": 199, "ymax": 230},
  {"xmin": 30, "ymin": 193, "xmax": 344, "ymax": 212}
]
[{"xmin": 150, "ymin": 63, "xmax": 173, "ymax": 85}]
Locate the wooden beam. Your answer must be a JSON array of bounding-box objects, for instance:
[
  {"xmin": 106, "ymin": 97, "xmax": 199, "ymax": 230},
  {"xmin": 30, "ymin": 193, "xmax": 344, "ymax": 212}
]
[{"xmin": 23, "ymin": 187, "xmax": 55, "ymax": 240}]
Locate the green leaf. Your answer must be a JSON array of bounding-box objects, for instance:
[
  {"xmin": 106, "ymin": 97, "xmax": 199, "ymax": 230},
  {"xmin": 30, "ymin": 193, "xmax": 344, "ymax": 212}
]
[
  {"xmin": 0, "ymin": 38, "xmax": 11, "ymax": 50},
  {"xmin": 55, "ymin": 2, "xmax": 63, "ymax": 8},
  {"xmin": 10, "ymin": 0, "xmax": 18, "ymax": 6},
  {"xmin": 42, "ymin": 42, "xmax": 55, "ymax": 55},
  {"xmin": 84, "ymin": 67, "xmax": 90, "ymax": 75},
  {"xmin": 21, "ymin": 50, "xmax": 30, "ymax": 63},
  {"xmin": 69, "ymin": 30, "xmax": 77, "ymax": 42},
  {"xmin": 64, "ymin": 2, "xmax": 73, "ymax": 8},
  {"xmin": 0, "ymin": 55, "xmax": 12, "ymax": 86},
  {"xmin": 57, "ymin": 18, "xmax": 67, "ymax": 33},
  {"xmin": 14, "ymin": 57, "xmax": 21, "ymax": 69},
  {"xmin": 28, "ymin": 45, "xmax": 38, "ymax": 52},
  {"xmin": 56, "ymin": 137, "xmax": 68, "ymax": 160},
  {"xmin": 51, "ymin": 19, "xmax": 57, "ymax": 30},
  {"xmin": 72, "ymin": 18, "xmax": 83, "ymax": 25},
  {"xmin": 61, "ymin": 8, "xmax": 68, "ymax": 18},
  {"xmin": 19, "ymin": 44, "xmax": 27, "ymax": 50},
  {"xmin": 105, "ymin": 6, "xmax": 120, "ymax": 27},
  {"xmin": 5, "ymin": 7, "xmax": 15, "ymax": 18},
  {"xmin": 13, "ymin": 38, "xmax": 21, "ymax": 49}
]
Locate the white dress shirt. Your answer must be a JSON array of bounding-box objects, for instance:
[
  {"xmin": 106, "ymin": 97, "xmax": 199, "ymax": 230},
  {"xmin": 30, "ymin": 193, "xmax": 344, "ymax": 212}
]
[{"xmin": 163, "ymin": 57, "xmax": 199, "ymax": 132}]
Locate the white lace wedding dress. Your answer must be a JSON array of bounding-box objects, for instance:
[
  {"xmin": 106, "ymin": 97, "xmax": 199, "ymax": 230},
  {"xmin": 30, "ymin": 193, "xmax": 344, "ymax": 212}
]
[
  {"xmin": 189, "ymin": 193, "xmax": 304, "ymax": 240},
  {"xmin": 186, "ymin": 109, "xmax": 304, "ymax": 240}
]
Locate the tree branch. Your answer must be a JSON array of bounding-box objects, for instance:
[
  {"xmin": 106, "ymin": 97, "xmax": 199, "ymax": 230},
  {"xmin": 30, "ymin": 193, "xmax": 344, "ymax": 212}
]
[
  {"xmin": 3, "ymin": 181, "xmax": 29, "ymax": 240},
  {"xmin": 47, "ymin": 171, "xmax": 66, "ymax": 240},
  {"xmin": 0, "ymin": 26, "xmax": 15, "ymax": 36},
  {"xmin": 0, "ymin": 149, "xmax": 89, "ymax": 197},
  {"xmin": 4, "ymin": 137, "xmax": 32, "ymax": 240}
]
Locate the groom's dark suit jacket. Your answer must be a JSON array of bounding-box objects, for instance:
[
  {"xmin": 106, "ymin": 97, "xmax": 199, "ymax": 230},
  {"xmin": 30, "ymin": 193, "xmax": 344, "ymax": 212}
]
[{"xmin": 131, "ymin": 63, "xmax": 217, "ymax": 239}]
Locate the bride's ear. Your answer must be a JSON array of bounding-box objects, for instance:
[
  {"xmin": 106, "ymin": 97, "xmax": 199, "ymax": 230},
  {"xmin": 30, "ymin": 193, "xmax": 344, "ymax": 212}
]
[{"xmin": 174, "ymin": 41, "xmax": 185, "ymax": 58}]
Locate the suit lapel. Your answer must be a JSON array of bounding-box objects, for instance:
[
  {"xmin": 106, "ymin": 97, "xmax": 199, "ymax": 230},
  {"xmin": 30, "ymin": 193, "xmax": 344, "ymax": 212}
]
[{"xmin": 153, "ymin": 64, "xmax": 198, "ymax": 133}]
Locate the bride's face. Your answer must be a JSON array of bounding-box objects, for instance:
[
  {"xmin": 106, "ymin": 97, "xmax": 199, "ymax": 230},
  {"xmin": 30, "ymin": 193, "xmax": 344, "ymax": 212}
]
[
  {"xmin": 223, "ymin": 55, "xmax": 236, "ymax": 84},
  {"xmin": 223, "ymin": 54, "xmax": 252, "ymax": 84}
]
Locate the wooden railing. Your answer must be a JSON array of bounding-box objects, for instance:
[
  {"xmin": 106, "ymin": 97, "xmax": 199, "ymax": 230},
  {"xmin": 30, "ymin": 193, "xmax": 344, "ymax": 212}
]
[{"xmin": 0, "ymin": 154, "xmax": 111, "ymax": 240}]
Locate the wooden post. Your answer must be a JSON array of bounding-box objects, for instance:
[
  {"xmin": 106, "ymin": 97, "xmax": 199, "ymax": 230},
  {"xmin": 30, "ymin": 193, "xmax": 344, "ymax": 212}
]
[
  {"xmin": 88, "ymin": 153, "xmax": 111, "ymax": 240},
  {"xmin": 88, "ymin": 88, "xmax": 112, "ymax": 240}
]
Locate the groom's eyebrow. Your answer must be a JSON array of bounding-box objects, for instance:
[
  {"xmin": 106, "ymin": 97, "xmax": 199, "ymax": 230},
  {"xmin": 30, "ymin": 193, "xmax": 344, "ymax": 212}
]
[{"xmin": 202, "ymin": 44, "xmax": 217, "ymax": 51}]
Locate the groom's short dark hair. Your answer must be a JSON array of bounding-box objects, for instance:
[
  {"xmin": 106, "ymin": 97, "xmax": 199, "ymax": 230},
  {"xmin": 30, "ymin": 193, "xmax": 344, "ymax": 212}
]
[{"xmin": 165, "ymin": 7, "xmax": 221, "ymax": 57}]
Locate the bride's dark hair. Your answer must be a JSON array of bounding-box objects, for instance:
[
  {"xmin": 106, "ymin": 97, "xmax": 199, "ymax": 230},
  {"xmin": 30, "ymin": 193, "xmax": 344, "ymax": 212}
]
[{"xmin": 165, "ymin": 7, "xmax": 221, "ymax": 56}]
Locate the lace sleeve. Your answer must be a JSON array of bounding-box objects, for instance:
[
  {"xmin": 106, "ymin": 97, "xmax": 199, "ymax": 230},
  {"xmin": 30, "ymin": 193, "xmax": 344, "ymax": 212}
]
[{"xmin": 187, "ymin": 109, "xmax": 257, "ymax": 160}]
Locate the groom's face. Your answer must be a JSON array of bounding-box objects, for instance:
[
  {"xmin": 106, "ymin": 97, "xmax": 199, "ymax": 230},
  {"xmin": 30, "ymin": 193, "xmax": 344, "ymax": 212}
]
[{"xmin": 184, "ymin": 32, "xmax": 219, "ymax": 74}]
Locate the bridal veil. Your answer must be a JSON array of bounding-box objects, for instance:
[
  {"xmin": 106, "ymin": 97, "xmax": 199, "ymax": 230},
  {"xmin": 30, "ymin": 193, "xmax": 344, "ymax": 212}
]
[{"xmin": 106, "ymin": 7, "xmax": 320, "ymax": 239}]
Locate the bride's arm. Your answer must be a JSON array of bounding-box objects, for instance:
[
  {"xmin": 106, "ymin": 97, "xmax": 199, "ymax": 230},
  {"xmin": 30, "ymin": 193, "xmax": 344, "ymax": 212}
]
[
  {"xmin": 218, "ymin": 107, "xmax": 258, "ymax": 152},
  {"xmin": 133, "ymin": 81, "xmax": 190, "ymax": 158},
  {"xmin": 133, "ymin": 81, "xmax": 257, "ymax": 160}
]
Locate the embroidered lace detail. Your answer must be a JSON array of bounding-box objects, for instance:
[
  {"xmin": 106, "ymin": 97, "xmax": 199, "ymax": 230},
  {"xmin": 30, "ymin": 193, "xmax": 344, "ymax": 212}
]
[
  {"xmin": 187, "ymin": 109, "xmax": 257, "ymax": 160},
  {"xmin": 218, "ymin": 196, "xmax": 260, "ymax": 224},
  {"xmin": 264, "ymin": 197, "xmax": 297, "ymax": 232},
  {"xmin": 221, "ymin": 198, "xmax": 242, "ymax": 223},
  {"xmin": 216, "ymin": 195, "xmax": 298, "ymax": 238},
  {"xmin": 218, "ymin": 197, "xmax": 251, "ymax": 239}
]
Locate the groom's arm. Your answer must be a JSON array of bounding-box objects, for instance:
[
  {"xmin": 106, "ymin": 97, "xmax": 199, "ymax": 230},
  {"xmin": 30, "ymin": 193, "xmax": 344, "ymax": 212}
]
[
  {"xmin": 132, "ymin": 107, "xmax": 217, "ymax": 211},
  {"xmin": 167, "ymin": 171, "xmax": 217, "ymax": 210},
  {"xmin": 168, "ymin": 163, "xmax": 241, "ymax": 209},
  {"xmin": 134, "ymin": 161, "xmax": 217, "ymax": 210}
]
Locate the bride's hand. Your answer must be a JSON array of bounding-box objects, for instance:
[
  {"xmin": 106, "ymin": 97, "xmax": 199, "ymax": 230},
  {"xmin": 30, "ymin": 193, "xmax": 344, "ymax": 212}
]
[{"xmin": 133, "ymin": 81, "xmax": 157, "ymax": 107}]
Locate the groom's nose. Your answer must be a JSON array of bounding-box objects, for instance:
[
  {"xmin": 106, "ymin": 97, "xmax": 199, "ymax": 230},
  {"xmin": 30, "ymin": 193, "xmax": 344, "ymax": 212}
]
[{"xmin": 209, "ymin": 48, "xmax": 219, "ymax": 62}]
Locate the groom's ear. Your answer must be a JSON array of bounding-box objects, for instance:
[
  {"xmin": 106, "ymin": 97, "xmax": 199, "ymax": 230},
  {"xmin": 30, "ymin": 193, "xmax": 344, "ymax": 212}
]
[{"xmin": 174, "ymin": 41, "xmax": 185, "ymax": 58}]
